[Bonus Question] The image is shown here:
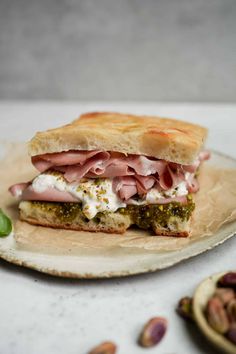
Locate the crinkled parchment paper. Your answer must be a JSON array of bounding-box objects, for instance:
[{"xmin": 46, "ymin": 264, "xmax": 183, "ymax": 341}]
[{"xmin": 1, "ymin": 143, "xmax": 236, "ymax": 255}]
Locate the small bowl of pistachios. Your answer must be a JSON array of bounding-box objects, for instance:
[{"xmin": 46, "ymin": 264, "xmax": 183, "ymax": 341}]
[{"xmin": 193, "ymin": 271, "xmax": 236, "ymax": 354}]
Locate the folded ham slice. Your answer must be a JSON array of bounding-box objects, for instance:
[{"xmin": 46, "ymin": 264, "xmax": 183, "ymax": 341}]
[
  {"xmin": 10, "ymin": 150, "xmax": 210, "ymax": 203},
  {"xmin": 32, "ymin": 150, "xmax": 104, "ymax": 172},
  {"xmin": 9, "ymin": 182, "xmax": 30, "ymax": 198}
]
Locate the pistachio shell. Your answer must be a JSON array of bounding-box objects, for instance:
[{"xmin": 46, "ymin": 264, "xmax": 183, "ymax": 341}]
[
  {"xmin": 88, "ymin": 341, "xmax": 117, "ymax": 354},
  {"xmin": 176, "ymin": 297, "xmax": 194, "ymax": 321},
  {"xmin": 227, "ymin": 324, "xmax": 236, "ymax": 345},
  {"xmin": 138, "ymin": 317, "xmax": 167, "ymax": 348},
  {"xmin": 215, "ymin": 288, "xmax": 235, "ymax": 306},
  {"xmin": 227, "ymin": 299, "xmax": 236, "ymax": 324},
  {"xmin": 206, "ymin": 296, "xmax": 230, "ymax": 334},
  {"xmin": 218, "ymin": 272, "xmax": 236, "ymax": 288}
]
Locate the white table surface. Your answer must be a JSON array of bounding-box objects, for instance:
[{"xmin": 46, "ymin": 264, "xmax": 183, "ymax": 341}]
[{"xmin": 0, "ymin": 102, "xmax": 236, "ymax": 354}]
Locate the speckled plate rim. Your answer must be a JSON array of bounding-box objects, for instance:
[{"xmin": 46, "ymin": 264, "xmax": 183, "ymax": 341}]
[
  {"xmin": 193, "ymin": 271, "xmax": 236, "ymax": 354},
  {"xmin": 0, "ymin": 150, "xmax": 235, "ymax": 279}
]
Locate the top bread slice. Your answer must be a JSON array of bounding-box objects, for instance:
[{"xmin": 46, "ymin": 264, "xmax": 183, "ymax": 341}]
[{"xmin": 29, "ymin": 112, "xmax": 207, "ymax": 165}]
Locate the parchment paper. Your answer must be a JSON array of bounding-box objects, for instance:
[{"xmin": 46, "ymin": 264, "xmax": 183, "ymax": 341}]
[{"xmin": 1, "ymin": 143, "xmax": 236, "ymax": 255}]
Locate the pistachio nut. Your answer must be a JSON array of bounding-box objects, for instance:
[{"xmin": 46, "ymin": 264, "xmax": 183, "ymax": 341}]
[
  {"xmin": 138, "ymin": 317, "xmax": 167, "ymax": 348},
  {"xmin": 226, "ymin": 299, "xmax": 236, "ymax": 324},
  {"xmin": 226, "ymin": 323, "xmax": 236, "ymax": 345},
  {"xmin": 215, "ymin": 288, "xmax": 235, "ymax": 306},
  {"xmin": 176, "ymin": 297, "xmax": 194, "ymax": 321},
  {"xmin": 206, "ymin": 296, "xmax": 230, "ymax": 334},
  {"xmin": 218, "ymin": 272, "xmax": 236, "ymax": 288},
  {"xmin": 88, "ymin": 341, "xmax": 117, "ymax": 354}
]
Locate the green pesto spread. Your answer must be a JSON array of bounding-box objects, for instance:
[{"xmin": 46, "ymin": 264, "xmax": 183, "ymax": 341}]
[
  {"xmin": 32, "ymin": 201, "xmax": 84, "ymax": 223},
  {"xmin": 119, "ymin": 197, "xmax": 195, "ymax": 229},
  {"xmin": 31, "ymin": 197, "xmax": 195, "ymax": 229}
]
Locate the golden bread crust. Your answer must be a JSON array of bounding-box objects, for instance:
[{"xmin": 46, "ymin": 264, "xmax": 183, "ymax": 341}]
[
  {"xmin": 152, "ymin": 227, "xmax": 189, "ymax": 237},
  {"xmin": 19, "ymin": 216, "xmax": 128, "ymax": 234},
  {"xmin": 29, "ymin": 112, "xmax": 207, "ymax": 164}
]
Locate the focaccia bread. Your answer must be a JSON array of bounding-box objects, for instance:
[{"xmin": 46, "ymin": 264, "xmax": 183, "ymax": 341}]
[{"xmin": 29, "ymin": 112, "xmax": 207, "ymax": 165}]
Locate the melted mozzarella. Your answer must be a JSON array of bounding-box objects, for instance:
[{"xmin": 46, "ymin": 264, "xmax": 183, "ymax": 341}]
[
  {"xmin": 32, "ymin": 174, "xmax": 66, "ymax": 193},
  {"xmin": 130, "ymin": 181, "xmax": 188, "ymax": 205},
  {"xmin": 162, "ymin": 181, "xmax": 188, "ymax": 198},
  {"xmin": 32, "ymin": 173, "xmax": 125, "ymax": 219}
]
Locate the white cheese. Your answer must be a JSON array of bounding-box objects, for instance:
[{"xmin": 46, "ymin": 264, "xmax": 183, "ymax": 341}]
[
  {"xmin": 32, "ymin": 174, "xmax": 66, "ymax": 193},
  {"xmin": 69, "ymin": 178, "xmax": 126, "ymax": 219},
  {"xmin": 131, "ymin": 180, "xmax": 188, "ymax": 205},
  {"xmin": 32, "ymin": 173, "xmax": 125, "ymax": 219},
  {"xmin": 162, "ymin": 181, "xmax": 188, "ymax": 198}
]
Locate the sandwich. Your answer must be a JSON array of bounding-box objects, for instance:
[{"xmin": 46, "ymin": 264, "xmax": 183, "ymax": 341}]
[{"xmin": 9, "ymin": 112, "xmax": 210, "ymax": 237}]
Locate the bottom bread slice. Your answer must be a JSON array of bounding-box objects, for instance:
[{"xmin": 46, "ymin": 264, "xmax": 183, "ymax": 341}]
[{"xmin": 19, "ymin": 200, "xmax": 195, "ymax": 237}]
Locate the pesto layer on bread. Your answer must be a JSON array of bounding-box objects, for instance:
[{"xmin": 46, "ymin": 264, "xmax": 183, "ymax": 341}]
[{"xmin": 19, "ymin": 199, "xmax": 194, "ymax": 237}]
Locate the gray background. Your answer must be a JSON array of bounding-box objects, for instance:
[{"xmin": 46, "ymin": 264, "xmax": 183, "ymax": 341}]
[{"xmin": 0, "ymin": 0, "xmax": 236, "ymax": 101}]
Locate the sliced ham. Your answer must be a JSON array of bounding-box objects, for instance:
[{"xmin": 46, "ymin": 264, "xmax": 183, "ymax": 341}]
[
  {"xmin": 32, "ymin": 150, "xmax": 169, "ymax": 180},
  {"xmin": 182, "ymin": 150, "xmax": 210, "ymax": 173},
  {"xmin": 21, "ymin": 186, "xmax": 78, "ymax": 202},
  {"xmin": 113, "ymin": 176, "xmax": 137, "ymax": 200},
  {"xmin": 123, "ymin": 155, "xmax": 167, "ymax": 176},
  {"xmin": 113, "ymin": 175, "xmax": 157, "ymax": 200},
  {"xmin": 9, "ymin": 182, "xmax": 30, "ymax": 197},
  {"xmin": 199, "ymin": 150, "xmax": 211, "ymax": 161},
  {"xmin": 118, "ymin": 185, "xmax": 138, "ymax": 201},
  {"xmin": 31, "ymin": 150, "xmax": 210, "ymax": 190},
  {"xmin": 158, "ymin": 165, "xmax": 185, "ymax": 190},
  {"xmin": 32, "ymin": 150, "xmax": 103, "ymax": 172},
  {"xmin": 9, "ymin": 183, "xmax": 77, "ymax": 202},
  {"xmin": 183, "ymin": 162, "xmax": 200, "ymax": 173},
  {"xmin": 135, "ymin": 175, "xmax": 156, "ymax": 195},
  {"xmin": 9, "ymin": 150, "xmax": 210, "ymax": 204},
  {"xmin": 61, "ymin": 152, "xmax": 110, "ymax": 182},
  {"xmin": 186, "ymin": 174, "xmax": 199, "ymax": 193}
]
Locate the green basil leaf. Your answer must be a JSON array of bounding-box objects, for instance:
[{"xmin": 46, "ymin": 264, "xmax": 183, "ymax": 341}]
[{"xmin": 0, "ymin": 209, "xmax": 12, "ymax": 237}]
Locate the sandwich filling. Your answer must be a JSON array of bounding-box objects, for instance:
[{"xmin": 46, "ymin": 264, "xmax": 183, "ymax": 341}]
[{"xmin": 9, "ymin": 150, "xmax": 210, "ymax": 221}]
